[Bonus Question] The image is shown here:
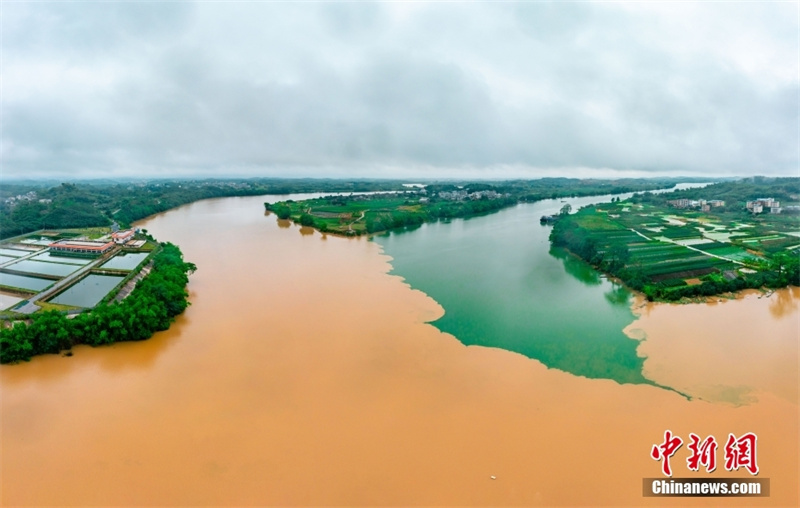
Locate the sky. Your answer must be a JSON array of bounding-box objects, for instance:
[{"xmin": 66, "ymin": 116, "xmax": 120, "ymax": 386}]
[{"xmin": 2, "ymin": 1, "xmax": 798, "ymax": 180}]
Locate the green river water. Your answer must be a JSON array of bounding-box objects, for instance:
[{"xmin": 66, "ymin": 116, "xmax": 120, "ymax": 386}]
[{"xmin": 374, "ymin": 190, "xmax": 692, "ymax": 385}]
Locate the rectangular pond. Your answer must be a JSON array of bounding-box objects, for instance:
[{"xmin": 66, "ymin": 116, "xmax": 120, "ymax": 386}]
[
  {"xmin": 20, "ymin": 238, "xmax": 56, "ymax": 246},
  {"xmin": 50, "ymin": 274, "xmax": 125, "ymax": 308},
  {"xmin": 0, "ymin": 248, "xmax": 32, "ymax": 258},
  {"xmin": 0, "ymin": 255, "xmax": 18, "ymax": 264},
  {"xmin": 0, "ymin": 273, "xmax": 53, "ymax": 292},
  {"xmin": 100, "ymin": 252, "xmax": 150, "ymax": 271},
  {"xmin": 31, "ymin": 252, "xmax": 94, "ymax": 265},
  {"xmin": 0, "ymin": 291, "xmax": 25, "ymax": 310},
  {"xmin": 7, "ymin": 259, "xmax": 82, "ymax": 277}
]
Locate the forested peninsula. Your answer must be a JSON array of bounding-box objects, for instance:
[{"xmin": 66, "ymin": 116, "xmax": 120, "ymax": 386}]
[{"xmin": 0, "ymin": 243, "xmax": 196, "ymax": 363}]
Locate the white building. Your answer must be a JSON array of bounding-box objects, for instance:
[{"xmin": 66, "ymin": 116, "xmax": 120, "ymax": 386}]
[{"xmin": 111, "ymin": 229, "xmax": 135, "ymax": 244}]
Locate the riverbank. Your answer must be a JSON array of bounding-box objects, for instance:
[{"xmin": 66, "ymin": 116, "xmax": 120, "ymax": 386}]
[{"xmin": 2, "ymin": 195, "xmax": 795, "ymax": 506}]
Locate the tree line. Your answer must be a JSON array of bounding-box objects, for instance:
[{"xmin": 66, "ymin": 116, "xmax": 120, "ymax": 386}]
[{"xmin": 0, "ymin": 180, "xmax": 407, "ymax": 239}]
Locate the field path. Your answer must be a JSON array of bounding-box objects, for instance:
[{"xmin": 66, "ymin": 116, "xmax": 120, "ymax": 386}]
[
  {"xmin": 346, "ymin": 211, "xmax": 365, "ymax": 232},
  {"xmin": 630, "ymin": 226, "xmax": 748, "ymax": 266}
]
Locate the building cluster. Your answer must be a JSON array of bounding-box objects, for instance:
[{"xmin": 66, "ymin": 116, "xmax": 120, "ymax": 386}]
[
  {"xmin": 48, "ymin": 229, "xmax": 138, "ymax": 257},
  {"xmin": 666, "ymin": 198, "xmax": 725, "ymax": 212},
  {"xmin": 746, "ymin": 198, "xmax": 781, "ymax": 214},
  {"xmin": 112, "ymin": 229, "xmax": 135, "ymax": 244},
  {"xmin": 3, "ymin": 191, "xmax": 48, "ymax": 208},
  {"xmin": 49, "ymin": 240, "xmax": 115, "ymax": 257},
  {"xmin": 437, "ymin": 190, "xmax": 503, "ymax": 201}
]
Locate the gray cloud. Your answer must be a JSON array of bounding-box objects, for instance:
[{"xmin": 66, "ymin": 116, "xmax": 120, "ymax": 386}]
[{"xmin": 2, "ymin": 2, "xmax": 797, "ymax": 179}]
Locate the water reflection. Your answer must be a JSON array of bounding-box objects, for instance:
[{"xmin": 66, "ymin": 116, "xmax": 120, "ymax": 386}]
[
  {"xmin": 604, "ymin": 284, "xmax": 630, "ymax": 305},
  {"xmin": 550, "ymin": 246, "xmax": 602, "ymax": 286},
  {"xmin": 768, "ymin": 285, "xmax": 799, "ymax": 319}
]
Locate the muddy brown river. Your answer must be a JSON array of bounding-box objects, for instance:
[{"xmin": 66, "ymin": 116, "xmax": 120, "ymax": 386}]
[{"xmin": 1, "ymin": 194, "xmax": 797, "ymax": 506}]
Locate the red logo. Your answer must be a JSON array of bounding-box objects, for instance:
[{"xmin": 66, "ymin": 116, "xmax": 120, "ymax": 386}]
[
  {"xmin": 651, "ymin": 430, "xmax": 683, "ymax": 477},
  {"xmin": 686, "ymin": 433, "xmax": 718, "ymax": 473},
  {"xmin": 724, "ymin": 432, "xmax": 759, "ymax": 475},
  {"xmin": 652, "ymin": 431, "xmax": 758, "ymax": 476}
]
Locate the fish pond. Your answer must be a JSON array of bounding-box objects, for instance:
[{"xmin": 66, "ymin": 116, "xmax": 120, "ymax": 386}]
[
  {"xmin": 7, "ymin": 259, "xmax": 82, "ymax": 277},
  {"xmin": 0, "ymin": 248, "xmax": 32, "ymax": 258},
  {"xmin": 0, "ymin": 291, "xmax": 25, "ymax": 310},
  {"xmin": 50, "ymin": 274, "xmax": 125, "ymax": 308},
  {"xmin": 101, "ymin": 252, "xmax": 150, "ymax": 271},
  {"xmin": 0, "ymin": 273, "xmax": 53, "ymax": 292},
  {"xmin": 31, "ymin": 252, "xmax": 94, "ymax": 265}
]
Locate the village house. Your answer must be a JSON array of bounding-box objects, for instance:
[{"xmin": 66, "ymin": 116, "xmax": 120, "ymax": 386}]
[
  {"xmin": 746, "ymin": 198, "xmax": 780, "ymax": 214},
  {"xmin": 667, "ymin": 197, "xmax": 723, "ymax": 210},
  {"xmin": 111, "ymin": 229, "xmax": 135, "ymax": 244}
]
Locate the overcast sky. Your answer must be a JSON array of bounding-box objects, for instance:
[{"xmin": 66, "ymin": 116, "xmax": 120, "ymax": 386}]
[{"xmin": 2, "ymin": 2, "xmax": 798, "ymax": 180}]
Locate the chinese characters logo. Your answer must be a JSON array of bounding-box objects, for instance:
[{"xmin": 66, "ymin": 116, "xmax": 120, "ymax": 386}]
[{"xmin": 651, "ymin": 430, "xmax": 758, "ymax": 476}]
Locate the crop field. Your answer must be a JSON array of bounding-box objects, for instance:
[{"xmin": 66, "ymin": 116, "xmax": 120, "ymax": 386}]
[
  {"xmin": 755, "ymin": 236, "xmax": 800, "ymax": 254},
  {"xmin": 308, "ymin": 197, "xmax": 411, "ymax": 214},
  {"xmin": 656, "ymin": 225, "xmax": 703, "ymax": 240},
  {"xmin": 642, "ymin": 257, "xmax": 733, "ymax": 279},
  {"xmin": 275, "ymin": 195, "xmax": 428, "ymax": 235},
  {"xmin": 584, "ymin": 230, "xmax": 642, "ymax": 245},
  {"xmin": 627, "ymin": 241, "xmax": 733, "ymax": 280},
  {"xmin": 628, "ymin": 244, "xmax": 699, "ymax": 262},
  {"xmin": 692, "ymin": 243, "xmax": 759, "ymax": 261},
  {"xmin": 597, "ymin": 201, "xmax": 800, "ymax": 258},
  {"xmin": 557, "ymin": 202, "xmax": 780, "ymax": 284},
  {"xmin": 573, "ymin": 213, "xmax": 625, "ymax": 231},
  {"xmin": 554, "ymin": 180, "xmax": 800, "ymax": 300}
]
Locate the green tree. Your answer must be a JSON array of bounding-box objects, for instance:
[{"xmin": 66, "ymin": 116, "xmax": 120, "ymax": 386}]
[{"xmin": 299, "ymin": 213, "xmax": 315, "ymax": 227}]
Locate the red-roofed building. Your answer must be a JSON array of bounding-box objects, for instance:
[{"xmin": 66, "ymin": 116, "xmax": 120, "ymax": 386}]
[
  {"xmin": 112, "ymin": 229, "xmax": 135, "ymax": 244},
  {"xmin": 49, "ymin": 240, "xmax": 115, "ymax": 257}
]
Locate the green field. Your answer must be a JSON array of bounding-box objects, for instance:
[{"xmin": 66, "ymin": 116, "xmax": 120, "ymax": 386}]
[{"xmin": 551, "ymin": 199, "xmax": 799, "ymax": 301}]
